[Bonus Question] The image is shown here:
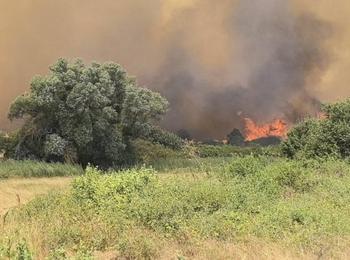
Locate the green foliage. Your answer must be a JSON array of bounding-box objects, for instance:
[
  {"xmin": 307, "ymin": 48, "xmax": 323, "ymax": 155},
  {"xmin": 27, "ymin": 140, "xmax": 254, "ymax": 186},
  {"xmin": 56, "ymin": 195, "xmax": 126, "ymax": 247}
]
[
  {"xmin": 132, "ymin": 139, "xmax": 186, "ymax": 165},
  {"xmin": 44, "ymin": 134, "xmax": 68, "ymax": 162},
  {"xmin": 72, "ymin": 166, "xmax": 156, "ymax": 208},
  {"xmin": 142, "ymin": 126, "xmax": 184, "ymax": 150},
  {"xmin": 0, "ymin": 240, "xmax": 33, "ymax": 260},
  {"xmin": 15, "ymin": 240, "xmax": 33, "ymax": 260},
  {"xmin": 225, "ymin": 155, "xmax": 269, "ymax": 178},
  {"xmin": 0, "ymin": 160, "xmax": 83, "ymax": 179},
  {"xmin": 132, "ymin": 141, "xmax": 282, "ymax": 173},
  {"xmin": 282, "ymin": 99, "xmax": 350, "ymax": 159},
  {"xmin": 0, "ymin": 132, "xmax": 19, "ymax": 159},
  {"xmin": 7, "ymin": 59, "xmax": 168, "ymax": 167},
  {"xmin": 3, "ymin": 157, "xmax": 350, "ymax": 258}
]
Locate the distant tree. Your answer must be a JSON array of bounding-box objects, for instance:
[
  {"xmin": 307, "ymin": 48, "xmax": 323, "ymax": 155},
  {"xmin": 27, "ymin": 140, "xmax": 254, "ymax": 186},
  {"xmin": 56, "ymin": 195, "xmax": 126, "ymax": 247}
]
[
  {"xmin": 7, "ymin": 59, "xmax": 169, "ymax": 167},
  {"xmin": 282, "ymin": 99, "xmax": 350, "ymax": 159},
  {"xmin": 227, "ymin": 128, "xmax": 245, "ymax": 146}
]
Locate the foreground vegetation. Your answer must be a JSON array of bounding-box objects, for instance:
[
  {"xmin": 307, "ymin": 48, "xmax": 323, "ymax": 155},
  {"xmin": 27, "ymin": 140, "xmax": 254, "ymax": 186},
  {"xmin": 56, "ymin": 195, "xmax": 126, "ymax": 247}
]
[
  {"xmin": 1, "ymin": 156, "xmax": 350, "ymax": 259},
  {"xmin": 0, "ymin": 177, "xmax": 72, "ymax": 216},
  {"xmin": 2, "ymin": 60, "xmax": 350, "ymax": 259}
]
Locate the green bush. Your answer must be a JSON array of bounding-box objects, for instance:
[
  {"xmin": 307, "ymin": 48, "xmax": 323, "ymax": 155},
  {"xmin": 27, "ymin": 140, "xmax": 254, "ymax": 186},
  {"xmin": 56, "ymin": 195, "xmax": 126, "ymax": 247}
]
[
  {"xmin": 72, "ymin": 166, "xmax": 157, "ymax": 208},
  {"xmin": 261, "ymin": 160, "xmax": 318, "ymax": 193},
  {"xmin": 132, "ymin": 139, "xmax": 187, "ymax": 165},
  {"xmin": 225, "ymin": 155, "xmax": 269, "ymax": 178},
  {"xmin": 282, "ymin": 99, "xmax": 350, "ymax": 159},
  {"xmin": 143, "ymin": 126, "xmax": 184, "ymax": 150}
]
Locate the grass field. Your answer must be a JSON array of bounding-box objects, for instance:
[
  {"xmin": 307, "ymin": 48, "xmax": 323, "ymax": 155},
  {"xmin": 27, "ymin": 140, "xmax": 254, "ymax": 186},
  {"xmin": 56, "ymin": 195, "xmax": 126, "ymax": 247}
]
[
  {"xmin": 0, "ymin": 177, "xmax": 72, "ymax": 216},
  {"xmin": 1, "ymin": 156, "xmax": 350, "ymax": 259},
  {"xmin": 0, "ymin": 160, "xmax": 83, "ymax": 179}
]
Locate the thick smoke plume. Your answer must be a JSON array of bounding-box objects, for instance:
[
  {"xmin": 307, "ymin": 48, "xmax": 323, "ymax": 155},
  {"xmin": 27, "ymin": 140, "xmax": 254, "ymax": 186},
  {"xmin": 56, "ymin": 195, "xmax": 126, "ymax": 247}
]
[{"xmin": 0, "ymin": 0, "xmax": 344, "ymax": 138}]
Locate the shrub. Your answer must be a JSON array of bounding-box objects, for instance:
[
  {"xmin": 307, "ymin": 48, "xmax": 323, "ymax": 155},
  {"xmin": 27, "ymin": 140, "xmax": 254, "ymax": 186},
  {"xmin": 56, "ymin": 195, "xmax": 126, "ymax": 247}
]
[
  {"xmin": 261, "ymin": 160, "xmax": 318, "ymax": 193},
  {"xmin": 72, "ymin": 166, "xmax": 157, "ymax": 208},
  {"xmin": 143, "ymin": 126, "xmax": 184, "ymax": 150},
  {"xmin": 132, "ymin": 139, "xmax": 186, "ymax": 164},
  {"xmin": 225, "ymin": 156, "xmax": 268, "ymax": 178},
  {"xmin": 282, "ymin": 99, "xmax": 350, "ymax": 159}
]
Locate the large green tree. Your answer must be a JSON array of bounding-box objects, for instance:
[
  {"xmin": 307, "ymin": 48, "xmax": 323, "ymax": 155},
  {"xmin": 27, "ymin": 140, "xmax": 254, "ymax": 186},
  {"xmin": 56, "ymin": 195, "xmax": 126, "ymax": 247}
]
[{"xmin": 7, "ymin": 59, "xmax": 169, "ymax": 167}]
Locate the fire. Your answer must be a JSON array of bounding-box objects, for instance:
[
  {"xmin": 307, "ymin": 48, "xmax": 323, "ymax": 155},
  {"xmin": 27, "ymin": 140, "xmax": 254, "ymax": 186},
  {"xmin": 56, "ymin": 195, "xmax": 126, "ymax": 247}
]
[{"xmin": 244, "ymin": 118, "xmax": 288, "ymax": 141}]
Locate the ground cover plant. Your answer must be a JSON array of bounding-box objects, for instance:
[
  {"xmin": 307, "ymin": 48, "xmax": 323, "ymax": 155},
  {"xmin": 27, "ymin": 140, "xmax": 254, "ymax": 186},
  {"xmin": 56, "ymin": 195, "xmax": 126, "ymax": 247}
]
[{"xmin": 1, "ymin": 156, "xmax": 350, "ymax": 259}]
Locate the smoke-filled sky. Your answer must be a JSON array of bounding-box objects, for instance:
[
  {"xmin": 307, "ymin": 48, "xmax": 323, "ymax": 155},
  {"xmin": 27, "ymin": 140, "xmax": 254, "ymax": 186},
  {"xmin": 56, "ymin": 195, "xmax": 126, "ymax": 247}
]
[{"xmin": 1, "ymin": 0, "xmax": 350, "ymax": 138}]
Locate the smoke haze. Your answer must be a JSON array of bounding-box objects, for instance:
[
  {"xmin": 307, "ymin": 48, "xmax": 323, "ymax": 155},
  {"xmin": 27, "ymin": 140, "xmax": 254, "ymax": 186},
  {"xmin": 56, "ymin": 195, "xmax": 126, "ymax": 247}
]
[{"xmin": 0, "ymin": 0, "xmax": 348, "ymax": 138}]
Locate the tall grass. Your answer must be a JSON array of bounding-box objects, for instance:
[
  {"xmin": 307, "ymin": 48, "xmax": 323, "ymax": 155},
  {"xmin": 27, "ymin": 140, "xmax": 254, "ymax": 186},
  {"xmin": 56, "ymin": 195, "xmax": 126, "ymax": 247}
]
[
  {"xmin": 2, "ymin": 157, "xmax": 350, "ymax": 259},
  {"xmin": 0, "ymin": 160, "xmax": 83, "ymax": 179},
  {"xmin": 149, "ymin": 157, "xmax": 233, "ymax": 173}
]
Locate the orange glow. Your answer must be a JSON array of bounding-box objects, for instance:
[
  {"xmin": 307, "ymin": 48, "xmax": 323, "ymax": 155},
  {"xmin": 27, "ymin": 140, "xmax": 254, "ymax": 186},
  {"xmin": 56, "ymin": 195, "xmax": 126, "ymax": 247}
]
[{"xmin": 244, "ymin": 118, "xmax": 288, "ymax": 141}]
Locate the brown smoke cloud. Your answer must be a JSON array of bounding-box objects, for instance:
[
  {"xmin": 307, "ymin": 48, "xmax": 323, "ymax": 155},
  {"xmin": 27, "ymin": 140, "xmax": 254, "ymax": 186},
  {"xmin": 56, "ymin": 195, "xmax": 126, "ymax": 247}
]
[{"xmin": 0, "ymin": 0, "xmax": 349, "ymax": 138}]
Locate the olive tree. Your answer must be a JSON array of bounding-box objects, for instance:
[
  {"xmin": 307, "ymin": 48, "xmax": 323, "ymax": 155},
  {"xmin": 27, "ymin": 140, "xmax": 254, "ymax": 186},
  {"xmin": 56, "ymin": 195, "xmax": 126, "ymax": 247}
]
[{"xmin": 8, "ymin": 59, "xmax": 169, "ymax": 167}]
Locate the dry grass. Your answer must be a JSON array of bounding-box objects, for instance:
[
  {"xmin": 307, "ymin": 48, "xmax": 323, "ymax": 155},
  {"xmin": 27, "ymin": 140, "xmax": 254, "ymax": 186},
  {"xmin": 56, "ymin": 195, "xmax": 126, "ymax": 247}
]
[
  {"xmin": 93, "ymin": 239, "xmax": 342, "ymax": 260},
  {"xmin": 158, "ymin": 240, "xmax": 313, "ymax": 260},
  {"xmin": 0, "ymin": 177, "xmax": 72, "ymax": 215}
]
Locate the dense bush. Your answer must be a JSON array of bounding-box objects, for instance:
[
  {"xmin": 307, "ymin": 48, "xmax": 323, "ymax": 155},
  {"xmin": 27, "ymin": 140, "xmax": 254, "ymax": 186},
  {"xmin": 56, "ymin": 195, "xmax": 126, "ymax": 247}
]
[
  {"xmin": 142, "ymin": 126, "xmax": 184, "ymax": 150},
  {"xmin": 132, "ymin": 139, "xmax": 187, "ymax": 165},
  {"xmin": 72, "ymin": 166, "xmax": 157, "ymax": 208},
  {"xmin": 225, "ymin": 155, "xmax": 269, "ymax": 178},
  {"xmin": 3, "ymin": 157, "xmax": 350, "ymax": 258},
  {"xmin": 282, "ymin": 99, "xmax": 350, "ymax": 159}
]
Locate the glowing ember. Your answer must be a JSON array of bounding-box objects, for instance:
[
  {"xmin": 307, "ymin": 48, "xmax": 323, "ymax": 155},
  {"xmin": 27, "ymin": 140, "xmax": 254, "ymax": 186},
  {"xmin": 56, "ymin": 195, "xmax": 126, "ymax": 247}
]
[{"xmin": 244, "ymin": 118, "xmax": 288, "ymax": 141}]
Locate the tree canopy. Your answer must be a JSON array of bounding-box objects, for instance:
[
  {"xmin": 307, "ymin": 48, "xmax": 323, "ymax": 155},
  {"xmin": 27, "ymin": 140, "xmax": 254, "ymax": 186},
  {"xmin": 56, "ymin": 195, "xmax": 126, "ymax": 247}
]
[{"xmin": 6, "ymin": 59, "xmax": 170, "ymax": 167}]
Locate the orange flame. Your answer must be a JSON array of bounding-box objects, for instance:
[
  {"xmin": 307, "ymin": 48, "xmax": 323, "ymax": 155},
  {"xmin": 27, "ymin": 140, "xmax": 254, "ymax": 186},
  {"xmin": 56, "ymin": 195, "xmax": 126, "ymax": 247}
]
[{"xmin": 244, "ymin": 118, "xmax": 288, "ymax": 141}]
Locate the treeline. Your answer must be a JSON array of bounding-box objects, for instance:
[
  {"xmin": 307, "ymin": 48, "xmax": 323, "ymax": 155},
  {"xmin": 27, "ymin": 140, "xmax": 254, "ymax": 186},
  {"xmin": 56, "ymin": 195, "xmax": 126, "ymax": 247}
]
[{"xmin": 1, "ymin": 58, "xmax": 350, "ymax": 167}]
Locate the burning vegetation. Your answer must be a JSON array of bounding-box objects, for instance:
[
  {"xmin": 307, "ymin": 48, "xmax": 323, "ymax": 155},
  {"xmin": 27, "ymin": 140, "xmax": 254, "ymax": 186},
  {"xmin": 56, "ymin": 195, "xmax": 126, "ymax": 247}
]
[
  {"xmin": 0, "ymin": 0, "xmax": 335, "ymax": 140},
  {"xmin": 244, "ymin": 118, "xmax": 288, "ymax": 142},
  {"xmin": 224, "ymin": 118, "xmax": 288, "ymax": 147}
]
